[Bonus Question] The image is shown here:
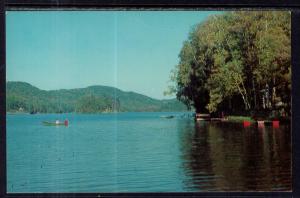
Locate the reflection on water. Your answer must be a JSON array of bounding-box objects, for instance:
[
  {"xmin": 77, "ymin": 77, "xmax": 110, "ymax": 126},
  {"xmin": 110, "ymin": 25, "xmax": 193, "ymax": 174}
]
[
  {"xmin": 7, "ymin": 113, "xmax": 291, "ymax": 192},
  {"xmin": 178, "ymin": 120, "xmax": 291, "ymax": 191}
]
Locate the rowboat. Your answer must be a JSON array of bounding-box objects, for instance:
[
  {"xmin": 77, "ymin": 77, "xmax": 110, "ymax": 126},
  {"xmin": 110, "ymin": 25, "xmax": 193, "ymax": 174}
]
[{"xmin": 42, "ymin": 121, "xmax": 66, "ymax": 126}]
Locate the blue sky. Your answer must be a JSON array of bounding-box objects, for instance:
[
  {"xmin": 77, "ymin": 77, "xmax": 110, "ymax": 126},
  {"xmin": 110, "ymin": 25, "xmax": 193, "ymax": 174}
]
[{"xmin": 6, "ymin": 11, "xmax": 221, "ymax": 99}]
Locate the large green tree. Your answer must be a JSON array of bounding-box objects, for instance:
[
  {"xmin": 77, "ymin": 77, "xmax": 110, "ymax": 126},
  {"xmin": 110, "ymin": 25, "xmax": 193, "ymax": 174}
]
[{"xmin": 167, "ymin": 11, "xmax": 291, "ymax": 115}]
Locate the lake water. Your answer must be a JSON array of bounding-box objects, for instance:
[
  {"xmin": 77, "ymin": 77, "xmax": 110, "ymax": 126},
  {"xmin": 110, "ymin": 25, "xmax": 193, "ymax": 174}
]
[{"xmin": 7, "ymin": 112, "xmax": 291, "ymax": 192}]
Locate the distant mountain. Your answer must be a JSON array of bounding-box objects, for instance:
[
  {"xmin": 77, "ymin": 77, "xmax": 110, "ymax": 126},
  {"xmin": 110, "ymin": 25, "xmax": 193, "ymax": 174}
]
[{"xmin": 6, "ymin": 81, "xmax": 188, "ymax": 113}]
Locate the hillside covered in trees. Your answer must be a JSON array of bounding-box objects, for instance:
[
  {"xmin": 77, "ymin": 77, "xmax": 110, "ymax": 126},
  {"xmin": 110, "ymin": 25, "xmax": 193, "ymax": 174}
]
[
  {"xmin": 7, "ymin": 81, "xmax": 187, "ymax": 113},
  {"xmin": 166, "ymin": 11, "xmax": 291, "ymax": 118}
]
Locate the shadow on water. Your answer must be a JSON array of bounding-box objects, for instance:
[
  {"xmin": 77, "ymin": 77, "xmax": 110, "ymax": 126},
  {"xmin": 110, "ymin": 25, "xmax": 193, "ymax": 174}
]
[{"xmin": 177, "ymin": 120, "xmax": 291, "ymax": 191}]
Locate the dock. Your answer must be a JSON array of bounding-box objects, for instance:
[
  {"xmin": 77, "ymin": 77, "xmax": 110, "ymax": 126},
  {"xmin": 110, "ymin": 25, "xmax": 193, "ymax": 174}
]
[{"xmin": 195, "ymin": 114, "xmax": 211, "ymax": 121}]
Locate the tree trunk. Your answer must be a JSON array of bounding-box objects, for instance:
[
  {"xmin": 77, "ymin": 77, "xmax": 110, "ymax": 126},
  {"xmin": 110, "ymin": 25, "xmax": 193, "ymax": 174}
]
[
  {"xmin": 272, "ymin": 77, "xmax": 276, "ymax": 109},
  {"xmin": 234, "ymin": 77, "xmax": 251, "ymax": 111},
  {"xmin": 252, "ymin": 76, "xmax": 257, "ymax": 109},
  {"xmin": 229, "ymin": 98, "xmax": 232, "ymax": 111}
]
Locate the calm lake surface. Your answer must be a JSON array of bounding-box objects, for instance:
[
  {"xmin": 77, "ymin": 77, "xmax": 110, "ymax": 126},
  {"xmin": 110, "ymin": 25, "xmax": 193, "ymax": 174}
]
[{"xmin": 7, "ymin": 112, "xmax": 291, "ymax": 192}]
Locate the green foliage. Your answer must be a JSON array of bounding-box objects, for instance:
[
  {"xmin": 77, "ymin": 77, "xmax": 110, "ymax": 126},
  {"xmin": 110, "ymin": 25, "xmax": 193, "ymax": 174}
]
[
  {"xmin": 227, "ymin": 116, "xmax": 254, "ymax": 122},
  {"xmin": 75, "ymin": 95, "xmax": 117, "ymax": 113},
  {"xmin": 167, "ymin": 11, "xmax": 291, "ymax": 115},
  {"xmin": 6, "ymin": 81, "xmax": 187, "ymax": 113}
]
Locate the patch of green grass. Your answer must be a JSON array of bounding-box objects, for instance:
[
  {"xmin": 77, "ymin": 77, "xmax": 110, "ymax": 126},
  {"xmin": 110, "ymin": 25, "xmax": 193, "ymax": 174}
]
[{"xmin": 227, "ymin": 116, "xmax": 254, "ymax": 122}]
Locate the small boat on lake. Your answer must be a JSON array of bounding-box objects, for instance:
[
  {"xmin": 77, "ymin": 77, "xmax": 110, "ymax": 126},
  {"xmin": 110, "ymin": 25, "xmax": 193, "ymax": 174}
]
[{"xmin": 42, "ymin": 119, "xmax": 69, "ymax": 126}]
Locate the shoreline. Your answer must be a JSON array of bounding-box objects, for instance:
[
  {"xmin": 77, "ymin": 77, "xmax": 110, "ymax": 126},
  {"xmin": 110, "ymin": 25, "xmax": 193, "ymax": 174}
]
[
  {"xmin": 7, "ymin": 112, "xmax": 291, "ymax": 123},
  {"xmin": 6, "ymin": 111, "xmax": 193, "ymax": 115}
]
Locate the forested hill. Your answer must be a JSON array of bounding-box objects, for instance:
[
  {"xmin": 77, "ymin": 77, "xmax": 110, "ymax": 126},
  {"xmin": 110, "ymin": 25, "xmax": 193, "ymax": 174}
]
[{"xmin": 6, "ymin": 81, "xmax": 188, "ymax": 113}]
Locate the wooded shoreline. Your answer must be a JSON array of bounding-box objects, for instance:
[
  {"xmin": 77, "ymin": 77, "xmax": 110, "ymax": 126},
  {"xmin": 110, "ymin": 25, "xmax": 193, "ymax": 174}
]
[{"xmin": 166, "ymin": 11, "xmax": 291, "ymax": 120}]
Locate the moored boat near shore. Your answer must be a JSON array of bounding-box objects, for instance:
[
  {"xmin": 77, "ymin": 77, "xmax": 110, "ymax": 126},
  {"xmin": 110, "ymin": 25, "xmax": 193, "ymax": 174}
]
[{"xmin": 160, "ymin": 115, "xmax": 175, "ymax": 119}]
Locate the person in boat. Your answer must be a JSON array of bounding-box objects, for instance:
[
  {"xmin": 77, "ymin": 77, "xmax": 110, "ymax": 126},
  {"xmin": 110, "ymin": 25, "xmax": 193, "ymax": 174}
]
[{"xmin": 64, "ymin": 119, "xmax": 69, "ymax": 126}]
